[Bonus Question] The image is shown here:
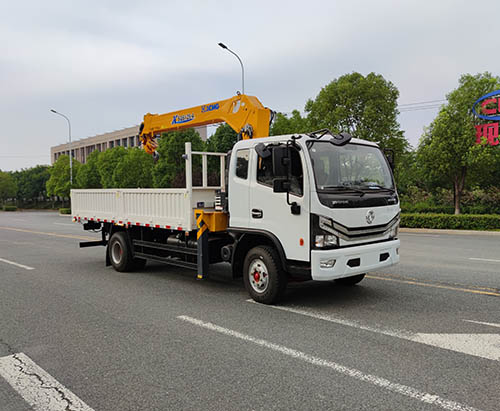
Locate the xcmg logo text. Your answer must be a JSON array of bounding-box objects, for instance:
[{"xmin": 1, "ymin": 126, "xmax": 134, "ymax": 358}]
[{"xmin": 201, "ymin": 103, "xmax": 219, "ymax": 113}]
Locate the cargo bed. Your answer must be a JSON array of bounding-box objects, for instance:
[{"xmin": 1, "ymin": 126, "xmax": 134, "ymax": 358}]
[
  {"xmin": 71, "ymin": 188, "xmax": 219, "ymax": 231},
  {"xmin": 71, "ymin": 143, "xmax": 226, "ymax": 232}
]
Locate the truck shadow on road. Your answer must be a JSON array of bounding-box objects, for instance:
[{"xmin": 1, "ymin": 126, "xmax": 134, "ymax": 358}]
[
  {"xmin": 140, "ymin": 262, "xmax": 388, "ymax": 309},
  {"xmin": 283, "ymin": 280, "xmax": 390, "ymax": 309}
]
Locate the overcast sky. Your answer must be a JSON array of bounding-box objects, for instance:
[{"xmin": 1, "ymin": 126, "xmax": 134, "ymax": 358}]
[{"xmin": 1, "ymin": 0, "xmax": 499, "ymax": 171}]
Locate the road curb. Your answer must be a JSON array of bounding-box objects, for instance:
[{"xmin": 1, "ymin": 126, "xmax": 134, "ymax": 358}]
[{"xmin": 400, "ymin": 227, "xmax": 500, "ymax": 236}]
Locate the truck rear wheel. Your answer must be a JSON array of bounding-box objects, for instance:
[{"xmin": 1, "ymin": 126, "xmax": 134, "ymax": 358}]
[
  {"xmin": 243, "ymin": 246, "xmax": 287, "ymax": 304},
  {"xmin": 335, "ymin": 273, "xmax": 365, "ymax": 286},
  {"xmin": 109, "ymin": 232, "xmax": 134, "ymax": 272}
]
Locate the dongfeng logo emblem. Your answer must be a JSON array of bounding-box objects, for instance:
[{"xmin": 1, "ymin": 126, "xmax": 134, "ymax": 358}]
[{"xmin": 366, "ymin": 210, "xmax": 375, "ymax": 224}]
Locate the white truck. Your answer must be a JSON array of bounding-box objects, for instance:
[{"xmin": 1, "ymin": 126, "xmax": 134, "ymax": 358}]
[{"xmin": 72, "ymin": 130, "xmax": 400, "ymax": 304}]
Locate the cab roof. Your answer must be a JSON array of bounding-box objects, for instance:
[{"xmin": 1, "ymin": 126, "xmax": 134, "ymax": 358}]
[{"xmin": 233, "ymin": 133, "xmax": 380, "ymax": 149}]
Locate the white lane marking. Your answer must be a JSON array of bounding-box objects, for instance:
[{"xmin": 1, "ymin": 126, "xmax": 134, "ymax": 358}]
[
  {"xmin": 464, "ymin": 319, "xmax": 500, "ymax": 329},
  {"xmin": 0, "ymin": 352, "xmax": 94, "ymax": 411},
  {"xmin": 0, "ymin": 257, "xmax": 34, "ymax": 271},
  {"xmin": 178, "ymin": 315, "xmax": 478, "ymax": 411},
  {"xmin": 53, "ymin": 222, "xmax": 75, "ymax": 227},
  {"xmin": 247, "ymin": 300, "xmax": 500, "ymax": 361},
  {"xmin": 468, "ymin": 257, "xmax": 500, "ymax": 263},
  {"xmin": 412, "ymin": 334, "xmax": 500, "ymax": 361},
  {"xmin": 247, "ymin": 300, "xmax": 409, "ymax": 339}
]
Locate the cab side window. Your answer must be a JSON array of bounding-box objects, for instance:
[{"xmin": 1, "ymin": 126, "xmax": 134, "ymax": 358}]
[
  {"xmin": 235, "ymin": 149, "xmax": 249, "ymax": 179},
  {"xmin": 289, "ymin": 148, "xmax": 304, "ymax": 196},
  {"xmin": 256, "ymin": 154, "xmax": 274, "ymax": 186},
  {"xmin": 256, "ymin": 146, "xmax": 303, "ymax": 196}
]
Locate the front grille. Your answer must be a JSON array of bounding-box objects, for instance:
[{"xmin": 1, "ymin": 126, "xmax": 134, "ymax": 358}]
[{"xmin": 331, "ymin": 214, "xmax": 399, "ymax": 241}]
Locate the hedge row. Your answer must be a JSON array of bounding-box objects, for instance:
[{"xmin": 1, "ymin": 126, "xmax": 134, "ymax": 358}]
[
  {"xmin": 3, "ymin": 205, "xmax": 17, "ymax": 211},
  {"xmin": 401, "ymin": 213, "xmax": 500, "ymax": 230},
  {"xmin": 401, "ymin": 203, "xmax": 500, "ymax": 215},
  {"xmin": 59, "ymin": 208, "xmax": 71, "ymax": 215}
]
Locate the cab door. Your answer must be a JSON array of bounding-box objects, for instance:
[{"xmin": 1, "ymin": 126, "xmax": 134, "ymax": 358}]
[
  {"xmin": 228, "ymin": 148, "xmax": 251, "ymax": 228},
  {"xmin": 248, "ymin": 145, "xmax": 310, "ymax": 262}
]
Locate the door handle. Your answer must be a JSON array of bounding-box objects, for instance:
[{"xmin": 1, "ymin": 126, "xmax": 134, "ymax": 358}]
[{"xmin": 251, "ymin": 209, "xmax": 263, "ymax": 219}]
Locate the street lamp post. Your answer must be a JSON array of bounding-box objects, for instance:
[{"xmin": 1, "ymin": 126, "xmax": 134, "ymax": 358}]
[
  {"xmin": 50, "ymin": 109, "xmax": 73, "ymax": 185},
  {"xmin": 218, "ymin": 42, "xmax": 245, "ymax": 95}
]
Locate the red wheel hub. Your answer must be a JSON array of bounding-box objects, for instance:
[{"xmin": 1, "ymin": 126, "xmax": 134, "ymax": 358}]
[{"xmin": 253, "ymin": 271, "xmax": 260, "ymax": 282}]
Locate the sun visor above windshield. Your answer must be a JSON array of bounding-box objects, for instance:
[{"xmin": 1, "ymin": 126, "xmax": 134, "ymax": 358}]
[
  {"xmin": 330, "ymin": 132, "xmax": 352, "ymax": 146},
  {"xmin": 306, "ymin": 129, "xmax": 352, "ymax": 146}
]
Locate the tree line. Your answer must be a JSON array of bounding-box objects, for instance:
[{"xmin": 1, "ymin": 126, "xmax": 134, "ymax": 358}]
[
  {"xmin": 267, "ymin": 71, "xmax": 500, "ymax": 214},
  {"xmin": 1, "ymin": 71, "xmax": 499, "ymax": 214}
]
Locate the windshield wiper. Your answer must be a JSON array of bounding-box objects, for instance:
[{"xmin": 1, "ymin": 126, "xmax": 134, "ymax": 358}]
[
  {"xmin": 321, "ymin": 185, "xmax": 365, "ymax": 196},
  {"xmin": 359, "ymin": 183, "xmax": 395, "ymax": 193}
]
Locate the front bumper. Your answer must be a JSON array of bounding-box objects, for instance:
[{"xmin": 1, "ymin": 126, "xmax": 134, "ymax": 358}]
[{"xmin": 311, "ymin": 239, "xmax": 400, "ymax": 281}]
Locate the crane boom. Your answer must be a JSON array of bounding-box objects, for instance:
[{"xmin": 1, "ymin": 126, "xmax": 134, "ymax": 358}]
[{"xmin": 139, "ymin": 94, "xmax": 272, "ymax": 155}]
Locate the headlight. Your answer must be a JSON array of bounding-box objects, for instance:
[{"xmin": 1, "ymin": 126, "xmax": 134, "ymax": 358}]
[
  {"xmin": 388, "ymin": 222, "xmax": 399, "ymax": 239},
  {"xmin": 312, "ymin": 214, "xmax": 340, "ymax": 249},
  {"xmin": 315, "ymin": 234, "xmax": 338, "ymax": 248}
]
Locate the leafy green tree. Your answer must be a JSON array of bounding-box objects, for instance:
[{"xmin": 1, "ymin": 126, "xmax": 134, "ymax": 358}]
[
  {"xmin": 270, "ymin": 110, "xmax": 309, "ymax": 136},
  {"xmin": 12, "ymin": 165, "xmax": 50, "ymax": 205},
  {"xmin": 112, "ymin": 148, "xmax": 154, "ymax": 188},
  {"xmin": 392, "ymin": 151, "xmax": 418, "ymax": 195},
  {"xmin": 206, "ymin": 123, "xmax": 238, "ymax": 153},
  {"xmin": 0, "ymin": 171, "xmax": 18, "ymax": 205},
  {"xmin": 46, "ymin": 155, "xmax": 81, "ymax": 205},
  {"xmin": 467, "ymin": 147, "xmax": 500, "ymax": 189},
  {"xmin": 417, "ymin": 72, "xmax": 500, "ymax": 214},
  {"xmin": 96, "ymin": 146, "xmax": 127, "ymax": 188},
  {"xmin": 305, "ymin": 72, "xmax": 408, "ymax": 155},
  {"xmin": 76, "ymin": 150, "xmax": 102, "ymax": 188},
  {"xmin": 153, "ymin": 129, "xmax": 204, "ymax": 188}
]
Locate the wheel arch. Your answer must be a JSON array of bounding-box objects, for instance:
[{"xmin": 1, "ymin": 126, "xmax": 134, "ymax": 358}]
[{"xmin": 229, "ymin": 228, "xmax": 287, "ymax": 279}]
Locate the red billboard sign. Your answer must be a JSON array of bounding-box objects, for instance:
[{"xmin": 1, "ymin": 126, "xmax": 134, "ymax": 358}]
[{"xmin": 473, "ymin": 90, "xmax": 500, "ymax": 146}]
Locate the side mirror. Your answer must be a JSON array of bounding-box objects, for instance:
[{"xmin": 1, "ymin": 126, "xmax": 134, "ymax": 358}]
[
  {"xmin": 383, "ymin": 148, "xmax": 395, "ymax": 171},
  {"xmin": 255, "ymin": 143, "xmax": 271, "ymax": 159},
  {"xmin": 273, "ymin": 178, "xmax": 290, "ymax": 193},
  {"xmin": 272, "ymin": 146, "xmax": 289, "ymax": 177}
]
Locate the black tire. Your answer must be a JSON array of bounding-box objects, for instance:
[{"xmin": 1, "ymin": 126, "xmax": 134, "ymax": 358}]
[
  {"xmin": 108, "ymin": 232, "xmax": 134, "ymax": 272},
  {"xmin": 243, "ymin": 246, "xmax": 287, "ymax": 304},
  {"xmin": 132, "ymin": 257, "xmax": 147, "ymax": 271},
  {"xmin": 335, "ymin": 273, "xmax": 365, "ymax": 286}
]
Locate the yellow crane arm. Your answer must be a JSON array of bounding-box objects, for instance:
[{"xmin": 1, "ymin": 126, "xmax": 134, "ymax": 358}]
[{"xmin": 139, "ymin": 94, "xmax": 271, "ymax": 155}]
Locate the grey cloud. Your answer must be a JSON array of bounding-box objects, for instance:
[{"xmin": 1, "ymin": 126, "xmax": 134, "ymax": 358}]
[{"xmin": 1, "ymin": 0, "xmax": 499, "ymax": 170}]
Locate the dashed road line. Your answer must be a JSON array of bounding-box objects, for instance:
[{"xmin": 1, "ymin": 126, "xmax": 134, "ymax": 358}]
[
  {"xmin": 463, "ymin": 319, "xmax": 500, "ymax": 329},
  {"xmin": 178, "ymin": 315, "xmax": 479, "ymax": 411},
  {"xmin": 0, "ymin": 257, "xmax": 34, "ymax": 271},
  {"xmin": 366, "ymin": 274, "xmax": 500, "ymax": 297},
  {"xmin": 0, "ymin": 352, "xmax": 94, "ymax": 411},
  {"xmin": 0, "ymin": 226, "xmax": 94, "ymax": 241},
  {"xmin": 247, "ymin": 301, "xmax": 500, "ymax": 361},
  {"xmin": 53, "ymin": 222, "xmax": 75, "ymax": 227},
  {"xmin": 468, "ymin": 257, "xmax": 500, "ymax": 263}
]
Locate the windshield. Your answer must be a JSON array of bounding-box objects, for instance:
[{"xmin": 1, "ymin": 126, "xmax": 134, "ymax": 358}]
[{"xmin": 308, "ymin": 142, "xmax": 394, "ymax": 191}]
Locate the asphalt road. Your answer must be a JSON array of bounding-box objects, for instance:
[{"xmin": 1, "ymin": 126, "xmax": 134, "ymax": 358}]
[{"xmin": 0, "ymin": 211, "xmax": 499, "ymax": 410}]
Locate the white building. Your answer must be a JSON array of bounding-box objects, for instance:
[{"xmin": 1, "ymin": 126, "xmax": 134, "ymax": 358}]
[{"xmin": 50, "ymin": 125, "xmax": 207, "ymax": 164}]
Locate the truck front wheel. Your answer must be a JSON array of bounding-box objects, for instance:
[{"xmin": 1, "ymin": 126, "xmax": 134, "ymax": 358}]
[
  {"xmin": 243, "ymin": 246, "xmax": 287, "ymax": 304},
  {"xmin": 109, "ymin": 232, "xmax": 134, "ymax": 272}
]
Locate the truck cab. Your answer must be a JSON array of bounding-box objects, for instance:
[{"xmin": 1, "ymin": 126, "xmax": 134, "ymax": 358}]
[{"xmin": 226, "ymin": 132, "xmax": 400, "ymax": 299}]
